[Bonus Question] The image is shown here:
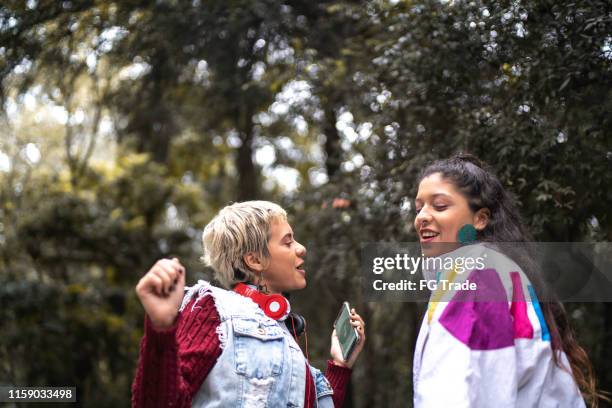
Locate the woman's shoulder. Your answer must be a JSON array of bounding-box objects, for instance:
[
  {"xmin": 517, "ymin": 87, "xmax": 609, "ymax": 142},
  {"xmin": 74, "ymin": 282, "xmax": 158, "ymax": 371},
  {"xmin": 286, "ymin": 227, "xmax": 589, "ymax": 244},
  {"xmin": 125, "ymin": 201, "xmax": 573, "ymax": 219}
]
[
  {"xmin": 459, "ymin": 243, "xmax": 532, "ymax": 294},
  {"xmin": 463, "ymin": 243, "xmax": 523, "ymax": 273},
  {"xmin": 180, "ymin": 279, "xmax": 270, "ymax": 322},
  {"xmin": 431, "ymin": 243, "xmax": 551, "ymax": 348}
]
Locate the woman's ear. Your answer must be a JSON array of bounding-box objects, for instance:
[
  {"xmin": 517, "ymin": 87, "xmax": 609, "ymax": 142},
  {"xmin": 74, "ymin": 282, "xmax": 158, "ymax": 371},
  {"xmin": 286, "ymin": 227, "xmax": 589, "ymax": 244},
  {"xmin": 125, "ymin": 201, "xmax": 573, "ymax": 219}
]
[
  {"xmin": 243, "ymin": 252, "xmax": 265, "ymax": 272},
  {"xmin": 473, "ymin": 208, "xmax": 491, "ymax": 231}
]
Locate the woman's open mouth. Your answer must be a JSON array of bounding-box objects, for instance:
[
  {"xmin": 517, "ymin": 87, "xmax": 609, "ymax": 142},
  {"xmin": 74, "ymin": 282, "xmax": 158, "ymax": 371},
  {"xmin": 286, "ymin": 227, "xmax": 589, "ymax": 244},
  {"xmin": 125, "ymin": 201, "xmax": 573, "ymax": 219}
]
[
  {"xmin": 296, "ymin": 263, "xmax": 306, "ymax": 276},
  {"xmin": 420, "ymin": 229, "xmax": 439, "ymax": 243}
]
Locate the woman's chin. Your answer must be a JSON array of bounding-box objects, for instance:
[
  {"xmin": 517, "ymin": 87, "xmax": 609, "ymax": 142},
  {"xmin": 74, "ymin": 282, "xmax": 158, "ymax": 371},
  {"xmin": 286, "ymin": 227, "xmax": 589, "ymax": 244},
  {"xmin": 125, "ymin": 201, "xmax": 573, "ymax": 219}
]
[
  {"xmin": 280, "ymin": 279, "xmax": 307, "ymax": 293},
  {"xmin": 420, "ymin": 241, "xmax": 460, "ymax": 257}
]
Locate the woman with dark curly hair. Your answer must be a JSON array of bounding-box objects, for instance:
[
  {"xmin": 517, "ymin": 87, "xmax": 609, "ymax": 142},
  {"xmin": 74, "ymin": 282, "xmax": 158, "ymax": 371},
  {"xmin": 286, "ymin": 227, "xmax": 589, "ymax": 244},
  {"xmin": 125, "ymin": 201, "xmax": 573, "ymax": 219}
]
[{"xmin": 412, "ymin": 154, "xmax": 602, "ymax": 407}]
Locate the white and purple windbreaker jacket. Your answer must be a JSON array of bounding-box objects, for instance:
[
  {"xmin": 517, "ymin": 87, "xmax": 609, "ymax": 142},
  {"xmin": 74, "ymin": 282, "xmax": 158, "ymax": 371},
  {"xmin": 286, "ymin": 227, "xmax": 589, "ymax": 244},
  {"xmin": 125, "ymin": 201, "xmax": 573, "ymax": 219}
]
[{"xmin": 414, "ymin": 243, "xmax": 586, "ymax": 408}]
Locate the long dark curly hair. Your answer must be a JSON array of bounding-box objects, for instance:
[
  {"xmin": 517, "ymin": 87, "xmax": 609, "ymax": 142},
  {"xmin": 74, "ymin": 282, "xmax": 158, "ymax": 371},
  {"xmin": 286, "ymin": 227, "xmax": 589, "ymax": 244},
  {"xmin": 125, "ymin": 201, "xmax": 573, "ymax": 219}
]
[{"xmin": 417, "ymin": 153, "xmax": 604, "ymax": 407}]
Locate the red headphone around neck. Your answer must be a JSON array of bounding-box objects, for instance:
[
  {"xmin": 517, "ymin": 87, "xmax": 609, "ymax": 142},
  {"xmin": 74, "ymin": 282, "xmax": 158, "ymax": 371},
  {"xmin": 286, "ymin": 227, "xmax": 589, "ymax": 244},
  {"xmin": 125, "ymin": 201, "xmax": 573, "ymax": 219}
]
[{"xmin": 233, "ymin": 283, "xmax": 290, "ymax": 321}]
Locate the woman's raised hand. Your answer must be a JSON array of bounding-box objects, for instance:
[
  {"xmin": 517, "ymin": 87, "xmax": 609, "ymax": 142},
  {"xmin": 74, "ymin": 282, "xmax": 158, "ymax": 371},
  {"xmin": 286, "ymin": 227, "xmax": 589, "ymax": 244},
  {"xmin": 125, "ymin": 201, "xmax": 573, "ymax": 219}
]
[{"xmin": 135, "ymin": 258, "xmax": 186, "ymax": 330}]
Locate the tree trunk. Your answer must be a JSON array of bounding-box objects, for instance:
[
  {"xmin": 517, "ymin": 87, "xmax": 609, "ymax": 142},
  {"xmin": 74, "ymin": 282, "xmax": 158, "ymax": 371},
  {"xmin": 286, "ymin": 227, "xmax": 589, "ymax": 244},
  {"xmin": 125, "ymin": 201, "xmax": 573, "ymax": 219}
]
[
  {"xmin": 147, "ymin": 61, "xmax": 173, "ymax": 164},
  {"xmin": 323, "ymin": 103, "xmax": 342, "ymax": 179},
  {"xmin": 132, "ymin": 51, "xmax": 175, "ymax": 164},
  {"xmin": 236, "ymin": 126, "xmax": 258, "ymax": 201}
]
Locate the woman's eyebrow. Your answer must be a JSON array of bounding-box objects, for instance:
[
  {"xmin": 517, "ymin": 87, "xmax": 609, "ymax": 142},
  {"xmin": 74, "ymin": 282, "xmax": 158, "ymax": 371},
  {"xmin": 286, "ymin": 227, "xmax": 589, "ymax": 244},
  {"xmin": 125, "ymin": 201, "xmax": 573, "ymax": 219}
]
[
  {"xmin": 415, "ymin": 193, "xmax": 451, "ymax": 202},
  {"xmin": 281, "ymin": 232, "xmax": 293, "ymax": 241}
]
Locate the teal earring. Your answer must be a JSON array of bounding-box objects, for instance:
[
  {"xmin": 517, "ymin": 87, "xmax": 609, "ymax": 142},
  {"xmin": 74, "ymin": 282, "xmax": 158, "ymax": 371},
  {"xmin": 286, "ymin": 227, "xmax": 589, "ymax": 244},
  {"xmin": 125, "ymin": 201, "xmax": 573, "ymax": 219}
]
[{"xmin": 458, "ymin": 224, "xmax": 477, "ymax": 244}]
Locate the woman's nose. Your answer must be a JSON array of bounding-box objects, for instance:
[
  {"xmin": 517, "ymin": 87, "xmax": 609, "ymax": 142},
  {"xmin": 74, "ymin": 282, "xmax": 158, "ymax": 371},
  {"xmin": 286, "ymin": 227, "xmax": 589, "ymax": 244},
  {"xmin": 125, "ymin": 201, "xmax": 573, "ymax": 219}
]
[
  {"xmin": 296, "ymin": 241, "xmax": 306, "ymax": 257},
  {"xmin": 415, "ymin": 207, "xmax": 432, "ymax": 226}
]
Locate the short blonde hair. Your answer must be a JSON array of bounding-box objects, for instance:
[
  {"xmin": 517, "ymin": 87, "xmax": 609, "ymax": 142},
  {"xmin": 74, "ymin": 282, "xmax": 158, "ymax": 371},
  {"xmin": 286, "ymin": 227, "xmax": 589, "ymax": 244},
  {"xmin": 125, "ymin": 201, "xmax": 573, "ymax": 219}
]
[{"xmin": 201, "ymin": 201, "xmax": 287, "ymax": 288}]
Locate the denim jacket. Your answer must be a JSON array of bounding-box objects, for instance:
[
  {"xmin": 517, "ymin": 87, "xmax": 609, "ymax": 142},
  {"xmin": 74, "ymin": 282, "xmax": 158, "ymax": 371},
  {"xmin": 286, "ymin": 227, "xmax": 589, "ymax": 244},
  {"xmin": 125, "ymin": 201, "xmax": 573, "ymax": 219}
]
[{"xmin": 180, "ymin": 280, "xmax": 334, "ymax": 408}]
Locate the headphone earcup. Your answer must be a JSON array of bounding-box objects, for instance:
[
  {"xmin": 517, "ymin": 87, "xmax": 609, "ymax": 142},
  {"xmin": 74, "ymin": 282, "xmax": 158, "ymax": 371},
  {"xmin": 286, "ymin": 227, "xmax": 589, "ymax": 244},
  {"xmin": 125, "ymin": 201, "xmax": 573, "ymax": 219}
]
[
  {"xmin": 262, "ymin": 294, "xmax": 290, "ymax": 320},
  {"xmin": 285, "ymin": 313, "xmax": 306, "ymax": 338},
  {"xmin": 233, "ymin": 283, "xmax": 291, "ymax": 321}
]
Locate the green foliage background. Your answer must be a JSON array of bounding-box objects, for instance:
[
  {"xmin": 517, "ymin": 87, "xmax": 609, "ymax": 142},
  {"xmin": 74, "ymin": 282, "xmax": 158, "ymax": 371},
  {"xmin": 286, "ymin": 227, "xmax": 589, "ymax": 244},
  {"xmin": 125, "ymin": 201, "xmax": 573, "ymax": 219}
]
[{"xmin": 1, "ymin": 1, "xmax": 611, "ymax": 406}]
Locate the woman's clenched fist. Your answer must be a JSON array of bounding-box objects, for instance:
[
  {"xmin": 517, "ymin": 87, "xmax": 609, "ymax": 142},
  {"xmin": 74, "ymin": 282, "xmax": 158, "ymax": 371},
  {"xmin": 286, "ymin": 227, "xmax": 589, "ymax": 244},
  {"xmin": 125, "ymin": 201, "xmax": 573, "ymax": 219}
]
[{"xmin": 135, "ymin": 258, "xmax": 186, "ymax": 329}]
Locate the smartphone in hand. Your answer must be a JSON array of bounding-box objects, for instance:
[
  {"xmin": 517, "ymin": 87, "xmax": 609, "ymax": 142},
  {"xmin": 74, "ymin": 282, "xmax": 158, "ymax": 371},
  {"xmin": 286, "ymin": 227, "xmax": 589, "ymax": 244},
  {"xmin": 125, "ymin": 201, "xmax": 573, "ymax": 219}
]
[{"xmin": 334, "ymin": 301, "xmax": 360, "ymax": 362}]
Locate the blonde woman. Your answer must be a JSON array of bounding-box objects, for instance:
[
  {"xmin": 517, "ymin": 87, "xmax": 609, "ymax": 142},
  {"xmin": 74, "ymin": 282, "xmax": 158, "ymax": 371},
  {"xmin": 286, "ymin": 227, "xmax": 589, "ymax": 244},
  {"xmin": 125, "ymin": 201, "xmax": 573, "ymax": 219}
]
[{"xmin": 132, "ymin": 201, "xmax": 365, "ymax": 407}]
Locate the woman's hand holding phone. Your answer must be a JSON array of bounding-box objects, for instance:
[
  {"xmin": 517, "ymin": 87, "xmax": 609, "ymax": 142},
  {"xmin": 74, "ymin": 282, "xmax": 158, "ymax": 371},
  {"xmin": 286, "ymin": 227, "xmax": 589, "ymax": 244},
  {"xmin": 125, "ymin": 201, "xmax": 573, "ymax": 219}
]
[{"xmin": 330, "ymin": 306, "xmax": 366, "ymax": 369}]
